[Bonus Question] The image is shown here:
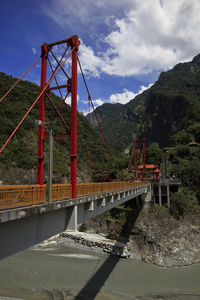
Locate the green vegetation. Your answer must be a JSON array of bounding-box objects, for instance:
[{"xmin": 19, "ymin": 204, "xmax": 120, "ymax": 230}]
[
  {"xmin": 89, "ymin": 54, "xmax": 200, "ymax": 207},
  {"xmin": 146, "ymin": 143, "xmax": 162, "ymax": 165},
  {"xmin": 0, "ymin": 72, "xmax": 126, "ymax": 183},
  {"xmin": 169, "ymin": 188, "xmax": 197, "ymax": 218},
  {"xmin": 90, "ymin": 54, "xmax": 200, "ymax": 151},
  {"xmin": 2, "ymin": 50, "xmax": 200, "ymax": 212}
]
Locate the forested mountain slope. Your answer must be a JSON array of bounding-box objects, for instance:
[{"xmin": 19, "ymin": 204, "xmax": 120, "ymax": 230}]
[
  {"xmin": 0, "ymin": 72, "xmax": 120, "ymax": 184},
  {"xmin": 89, "ymin": 54, "xmax": 200, "ymax": 151}
]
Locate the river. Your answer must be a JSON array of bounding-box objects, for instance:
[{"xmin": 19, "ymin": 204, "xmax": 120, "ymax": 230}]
[{"xmin": 0, "ymin": 235, "xmax": 200, "ymax": 300}]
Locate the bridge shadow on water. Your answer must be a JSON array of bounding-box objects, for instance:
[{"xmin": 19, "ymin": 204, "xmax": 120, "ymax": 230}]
[{"xmin": 75, "ymin": 198, "xmax": 143, "ymax": 300}]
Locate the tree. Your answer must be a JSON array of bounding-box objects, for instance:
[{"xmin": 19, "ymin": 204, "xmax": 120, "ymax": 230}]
[
  {"xmin": 170, "ymin": 191, "xmax": 188, "ymax": 218},
  {"xmin": 146, "ymin": 143, "xmax": 162, "ymax": 165}
]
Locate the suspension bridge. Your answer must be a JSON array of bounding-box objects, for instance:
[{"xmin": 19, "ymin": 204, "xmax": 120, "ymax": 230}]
[{"xmin": 0, "ymin": 35, "xmax": 151, "ymax": 259}]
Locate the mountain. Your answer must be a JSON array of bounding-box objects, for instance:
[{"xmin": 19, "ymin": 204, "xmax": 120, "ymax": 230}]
[
  {"xmin": 0, "ymin": 72, "xmax": 123, "ymax": 184},
  {"xmin": 89, "ymin": 54, "xmax": 200, "ymax": 151}
]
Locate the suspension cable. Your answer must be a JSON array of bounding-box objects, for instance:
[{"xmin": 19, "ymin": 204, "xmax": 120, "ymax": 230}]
[
  {"xmin": 45, "ymin": 92, "xmax": 70, "ymax": 133},
  {"xmin": 47, "ymin": 50, "xmax": 71, "ymax": 182},
  {"xmin": 0, "ymin": 47, "xmax": 75, "ymax": 154},
  {"xmin": 133, "ymin": 140, "xmax": 138, "ymax": 180},
  {"xmin": 120, "ymin": 139, "xmax": 135, "ymax": 181},
  {"xmin": 0, "ymin": 56, "xmax": 41, "ymax": 104},
  {"xmin": 48, "ymin": 91, "xmax": 70, "ymax": 130},
  {"xmin": 49, "ymin": 49, "xmax": 70, "ymax": 80},
  {"xmin": 47, "ymin": 57, "xmax": 63, "ymax": 99},
  {"xmin": 78, "ymin": 56, "xmax": 113, "ymax": 181},
  {"xmin": 60, "ymin": 104, "xmax": 64, "ymax": 183},
  {"xmin": 87, "ymin": 95, "xmax": 91, "ymax": 181}
]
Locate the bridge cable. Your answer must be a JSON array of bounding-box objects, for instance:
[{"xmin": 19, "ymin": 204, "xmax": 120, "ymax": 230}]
[
  {"xmin": 47, "ymin": 56, "xmax": 70, "ymax": 183},
  {"xmin": 0, "ymin": 47, "xmax": 75, "ymax": 155},
  {"xmin": 119, "ymin": 139, "xmax": 135, "ymax": 181},
  {"xmin": 45, "ymin": 92, "xmax": 70, "ymax": 133},
  {"xmin": 47, "ymin": 57, "xmax": 64, "ymax": 99},
  {"xmin": 77, "ymin": 56, "xmax": 113, "ymax": 181},
  {"xmin": 78, "ymin": 56, "xmax": 142, "ymax": 182},
  {"xmin": 49, "ymin": 49, "xmax": 70, "ymax": 80},
  {"xmin": 87, "ymin": 95, "xmax": 92, "ymax": 181},
  {"xmin": 47, "ymin": 91, "xmax": 70, "ymax": 131},
  {"xmin": 0, "ymin": 56, "xmax": 41, "ymax": 104}
]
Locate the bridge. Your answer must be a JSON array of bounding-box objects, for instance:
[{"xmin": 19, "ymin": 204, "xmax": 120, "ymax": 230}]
[
  {"xmin": 0, "ymin": 35, "xmax": 151, "ymax": 259},
  {"xmin": 0, "ymin": 182, "xmax": 150, "ymax": 259}
]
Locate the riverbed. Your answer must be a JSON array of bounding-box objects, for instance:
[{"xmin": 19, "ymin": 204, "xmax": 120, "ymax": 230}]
[{"xmin": 0, "ymin": 235, "xmax": 200, "ymax": 299}]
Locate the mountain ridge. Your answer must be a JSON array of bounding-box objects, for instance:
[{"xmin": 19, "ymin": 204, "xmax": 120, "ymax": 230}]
[
  {"xmin": 89, "ymin": 53, "xmax": 200, "ymax": 151},
  {"xmin": 0, "ymin": 72, "xmax": 123, "ymax": 184}
]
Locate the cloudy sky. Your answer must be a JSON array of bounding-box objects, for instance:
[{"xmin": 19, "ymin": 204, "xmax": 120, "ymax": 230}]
[{"xmin": 1, "ymin": 0, "xmax": 200, "ymax": 114}]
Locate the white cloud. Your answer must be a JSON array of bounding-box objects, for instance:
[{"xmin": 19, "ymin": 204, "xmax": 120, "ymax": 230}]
[
  {"xmin": 65, "ymin": 94, "xmax": 80, "ymax": 106},
  {"xmin": 31, "ymin": 48, "xmax": 37, "ymax": 54},
  {"xmin": 102, "ymin": 0, "xmax": 200, "ymax": 76},
  {"xmin": 92, "ymin": 99, "xmax": 105, "ymax": 107},
  {"xmin": 109, "ymin": 89, "xmax": 136, "ymax": 105},
  {"xmin": 90, "ymin": 83, "xmax": 152, "ymax": 108},
  {"xmin": 78, "ymin": 43, "xmax": 103, "ymax": 77},
  {"xmin": 42, "ymin": 0, "xmax": 133, "ymax": 30},
  {"xmin": 79, "ymin": 109, "xmax": 89, "ymax": 116},
  {"xmin": 43, "ymin": 0, "xmax": 200, "ymax": 77},
  {"xmin": 138, "ymin": 84, "xmax": 153, "ymax": 93},
  {"xmin": 109, "ymin": 84, "xmax": 153, "ymax": 105},
  {"xmin": 81, "ymin": 98, "xmax": 105, "ymax": 109}
]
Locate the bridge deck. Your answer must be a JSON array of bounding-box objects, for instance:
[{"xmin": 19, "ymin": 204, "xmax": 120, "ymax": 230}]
[{"xmin": 0, "ymin": 181, "xmax": 147, "ymax": 210}]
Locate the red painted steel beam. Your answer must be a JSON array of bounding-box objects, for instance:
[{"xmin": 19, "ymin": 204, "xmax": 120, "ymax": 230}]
[
  {"xmin": 49, "ymin": 50, "xmax": 70, "ymax": 79},
  {"xmin": 48, "ymin": 84, "xmax": 68, "ymax": 91},
  {"xmin": 47, "ymin": 37, "xmax": 71, "ymax": 48},
  {"xmin": 37, "ymin": 44, "xmax": 48, "ymax": 185},
  {"xmin": 47, "ymin": 91, "xmax": 70, "ymax": 130},
  {"xmin": 143, "ymin": 139, "xmax": 147, "ymax": 182},
  {"xmin": 68, "ymin": 35, "xmax": 80, "ymax": 198},
  {"xmin": 0, "ymin": 47, "xmax": 74, "ymax": 156},
  {"xmin": 45, "ymin": 92, "xmax": 70, "ymax": 134}
]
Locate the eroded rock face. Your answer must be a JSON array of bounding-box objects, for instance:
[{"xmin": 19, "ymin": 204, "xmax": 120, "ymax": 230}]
[
  {"xmin": 129, "ymin": 207, "xmax": 200, "ymax": 267},
  {"xmin": 79, "ymin": 206, "xmax": 200, "ymax": 267}
]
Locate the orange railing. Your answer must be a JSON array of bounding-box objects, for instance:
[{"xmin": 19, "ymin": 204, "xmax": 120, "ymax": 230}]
[{"xmin": 0, "ymin": 181, "xmax": 148, "ymax": 210}]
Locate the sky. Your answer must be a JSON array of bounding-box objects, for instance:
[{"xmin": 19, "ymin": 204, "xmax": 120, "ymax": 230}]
[{"xmin": 1, "ymin": 0, "xmax": 200, "ymax": 114}]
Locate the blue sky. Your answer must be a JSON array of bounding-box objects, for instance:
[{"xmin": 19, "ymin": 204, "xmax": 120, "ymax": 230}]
[{"xmin": 1, "ymin": 0, "xmax": 200, "ymax": 114}]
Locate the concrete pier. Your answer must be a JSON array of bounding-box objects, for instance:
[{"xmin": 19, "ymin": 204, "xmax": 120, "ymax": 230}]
[
  {"xmin": 0, "ymin": 184, "xmax": 150, "ymax": 259},
  {"xmin": 152, "ymin": 179, "xmax": 181, "ymax": 207}
]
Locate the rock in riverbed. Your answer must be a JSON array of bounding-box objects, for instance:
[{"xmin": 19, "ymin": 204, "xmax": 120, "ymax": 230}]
[{"xmin": 60, "ymin": 231, "xmax": 131, "ymax": 258}]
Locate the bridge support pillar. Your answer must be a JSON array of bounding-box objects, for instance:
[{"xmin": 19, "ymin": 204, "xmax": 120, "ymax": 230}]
[
  {"xmin": 159, "ymin": 185, "xmax": 162, "ymax": 206},
  {"xmin": 89, "ymin": 201, "xmax": 94, "ymax": 211},
  {"xmin": 143, "ymin": 185, "xmax": 152, "ymax": 208},
  {"xmin": 110, "ymin": 195, "xmax": 114, "ymax": 203},
  {"xmin": 167, "ymin": 185, "xmax": 170, "ymax": 208},
  {"xmin": 101, "ymin": 197, "xmax": 106, "ymax": 207},
  {"xmin": 66, "ymin": 205, "xmax": 78, "ymax": 231}
]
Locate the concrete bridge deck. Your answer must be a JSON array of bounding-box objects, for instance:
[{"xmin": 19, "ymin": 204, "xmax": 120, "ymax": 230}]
[{"xmin": 0, "ymin": 182, "xmax": 151, "ymax": 259}]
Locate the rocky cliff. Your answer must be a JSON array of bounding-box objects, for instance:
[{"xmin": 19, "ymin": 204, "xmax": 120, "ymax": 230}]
[
  {"xmin": 81, "ymin": 205, "xmax": 200, "ymax": 267},
  {"xmin": 89, "ymin": 54, "xmax": 200, "ymax": 151}
]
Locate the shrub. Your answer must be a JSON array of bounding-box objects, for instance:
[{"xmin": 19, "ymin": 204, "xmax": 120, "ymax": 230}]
[{"xmin": 170, "ymin": 191, "xmax": 188, "ymax": 218}]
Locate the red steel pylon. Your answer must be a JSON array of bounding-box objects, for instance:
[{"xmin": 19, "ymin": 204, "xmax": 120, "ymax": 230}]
[
  {"xmin": 37, "ymin": 44, "xmax": 48, "ymax": 185},
  {"xmin": 37, "ymin": 35, "xmax": 80, "ymax": 199}
]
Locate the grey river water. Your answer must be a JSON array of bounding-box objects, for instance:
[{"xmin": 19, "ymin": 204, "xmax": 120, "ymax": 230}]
[{"xmin": 0, "ymin": 236, "xmax": 200, "ymax": 300}]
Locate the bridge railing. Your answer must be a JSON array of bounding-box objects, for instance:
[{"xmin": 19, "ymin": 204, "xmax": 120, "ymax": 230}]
[{"xmin": 0, "ymin": 181, "xmax": 147, "ymax": 210}]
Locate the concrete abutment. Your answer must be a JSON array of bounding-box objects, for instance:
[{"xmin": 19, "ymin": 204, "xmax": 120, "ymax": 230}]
[{"xmin": 0, "ymin": 184, "xmax": 150, "ymax": 259}]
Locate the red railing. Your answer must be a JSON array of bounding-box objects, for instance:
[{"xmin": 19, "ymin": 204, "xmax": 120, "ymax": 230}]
[{"xmin": 0, "ymin": 181, "xmax": 148, "ymax": 210}]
